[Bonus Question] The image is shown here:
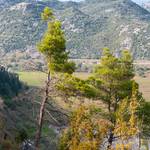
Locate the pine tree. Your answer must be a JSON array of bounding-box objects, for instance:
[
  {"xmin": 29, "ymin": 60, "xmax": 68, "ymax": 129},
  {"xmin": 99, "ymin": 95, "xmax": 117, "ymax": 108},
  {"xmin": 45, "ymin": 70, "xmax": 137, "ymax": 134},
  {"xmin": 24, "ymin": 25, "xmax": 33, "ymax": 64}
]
[
  {"xmin": 93, "ymin": 48, "xmax": 134, "ymax": 114},
  {"xmin": 88, "ymin": 49, "xmax": 137, "ymax": 149},
  {"xmin": 35, "ymin": 7, "xmax": 75, "ymax": 149},
  {"xmin": 57, "ymin": 49, "xmax": 142, "ymax": 149}
]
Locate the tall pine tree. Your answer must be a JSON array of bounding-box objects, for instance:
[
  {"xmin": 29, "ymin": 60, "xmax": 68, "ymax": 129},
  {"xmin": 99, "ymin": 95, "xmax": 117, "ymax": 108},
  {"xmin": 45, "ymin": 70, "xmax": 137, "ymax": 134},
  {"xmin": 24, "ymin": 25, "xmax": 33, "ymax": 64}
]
[{"xmin": 35, "ymin": 7, "xmax": 75, "ymax": 150}]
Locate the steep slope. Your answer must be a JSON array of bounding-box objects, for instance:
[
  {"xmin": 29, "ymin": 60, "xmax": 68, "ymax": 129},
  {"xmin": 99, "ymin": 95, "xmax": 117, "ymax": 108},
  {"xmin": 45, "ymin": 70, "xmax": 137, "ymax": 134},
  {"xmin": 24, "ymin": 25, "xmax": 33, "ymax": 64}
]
[
  {"xmin": 0, "ymin": 0, "xmax": 64, "ymax": 54},
  {"xmin": 0, "ymin": 87, "xmax": 67, "ymax": 150},
  {"xmin": 0, "ymin": 0, "xmax": 150, "ymax": 65},
  {"xmin": 0, "ymin": 2, "xmax": 45, "ymax": 53},
  {"xmin": 73, "ymin": 0, "xmax": 150, "ymax": 59},
  {"xmin": 0, "ymin": 67, "xmax": 67, "ymax": 149}
]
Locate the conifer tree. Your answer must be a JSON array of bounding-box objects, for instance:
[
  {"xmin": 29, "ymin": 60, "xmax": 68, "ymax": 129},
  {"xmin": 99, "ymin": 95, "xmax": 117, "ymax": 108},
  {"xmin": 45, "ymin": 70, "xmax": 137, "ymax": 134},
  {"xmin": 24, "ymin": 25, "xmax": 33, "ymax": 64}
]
[
  {"xmin": 93, "ymin": 48, "xmax": 134, "ymax": 114},
  {"xmin": 57, "ymin": 48, "xmax": 143, "ymax": 149},
  {"xmin": 35, "ymin": 7, "xmax": 75, "ymax": 149}
]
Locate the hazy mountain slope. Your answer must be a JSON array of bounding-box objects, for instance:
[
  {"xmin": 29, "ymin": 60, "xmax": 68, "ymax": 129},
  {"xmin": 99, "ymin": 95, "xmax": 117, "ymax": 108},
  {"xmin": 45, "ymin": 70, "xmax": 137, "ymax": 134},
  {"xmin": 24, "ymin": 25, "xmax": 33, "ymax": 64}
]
[
  {"xmin": 0, "ymin": 2, "xmax": 45, "ymax": 53},
  {"xmin": 0, "ymin": 0, "xmax": 150, "ymax": 61},
  {"xmin": 142, "ymin": 1, "xmax": 150, "ymax": 12},
  {"xmin": 73, "ymin": 0, "xmax": 150, "ymax": 59}
]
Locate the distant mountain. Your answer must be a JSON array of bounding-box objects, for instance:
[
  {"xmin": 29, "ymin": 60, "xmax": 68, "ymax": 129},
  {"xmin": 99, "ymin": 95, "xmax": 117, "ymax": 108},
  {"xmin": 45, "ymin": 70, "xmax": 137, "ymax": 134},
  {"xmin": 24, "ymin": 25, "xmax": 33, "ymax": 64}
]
[
  {"xmin": 142, "ymin": 1, "xmax": 150, "ymax": 11},
  {"xmin": 0, "ymin": 0, "xmax": 150, "ymax": 66}
]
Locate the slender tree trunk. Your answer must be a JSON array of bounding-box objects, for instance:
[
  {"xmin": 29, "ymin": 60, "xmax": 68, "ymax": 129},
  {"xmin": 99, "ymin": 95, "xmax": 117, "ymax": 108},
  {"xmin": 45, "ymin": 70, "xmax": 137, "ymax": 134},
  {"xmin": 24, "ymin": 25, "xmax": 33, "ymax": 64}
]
[
  {"xmin": 108, "ymin": 101, "xmax": 111, "ymax": 113},
  {"xmin": 107, "ymin": 93, "xmax": 115, "ymax": 150},
  {"xmin": 107, "ymin": 100, "xmax": 114, "ymax": 150},
  {"xmin": 113, "ymin": 97, "xmax": 118, "ymax": 113},
  {"xmin": 139, "ymin": 132, "xmax": 141, "ymax": 149},
  {"xmin": 107, "ymin": 129, "xmax": 114, "ymax": 150},
  {"xmin": 35, "ymin": 71, "xmax": 51, "ymax": 150}
]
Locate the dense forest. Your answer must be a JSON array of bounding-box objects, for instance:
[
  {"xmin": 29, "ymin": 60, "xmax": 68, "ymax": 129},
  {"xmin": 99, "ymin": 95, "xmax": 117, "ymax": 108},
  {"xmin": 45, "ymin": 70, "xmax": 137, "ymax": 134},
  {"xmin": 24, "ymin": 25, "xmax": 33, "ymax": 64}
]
[{"xmin": 0, "ymin": 66, "xmax": 22, "ymax": 97}]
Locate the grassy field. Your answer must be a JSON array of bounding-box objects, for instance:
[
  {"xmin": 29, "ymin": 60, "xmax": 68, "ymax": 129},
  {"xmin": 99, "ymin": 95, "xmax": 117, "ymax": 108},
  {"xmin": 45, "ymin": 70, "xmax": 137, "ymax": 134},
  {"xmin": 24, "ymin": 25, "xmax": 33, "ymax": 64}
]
[
  {"xmin": 17, "ymin": 71, "xmax": 47, "ymax": 87},
  {"xmin": 17, "ymin": 71, "xmax": 150, "ymax": 101},
  {"xmin": 135, "ymin": 74, "xmax": 150, "ymax": 101}
]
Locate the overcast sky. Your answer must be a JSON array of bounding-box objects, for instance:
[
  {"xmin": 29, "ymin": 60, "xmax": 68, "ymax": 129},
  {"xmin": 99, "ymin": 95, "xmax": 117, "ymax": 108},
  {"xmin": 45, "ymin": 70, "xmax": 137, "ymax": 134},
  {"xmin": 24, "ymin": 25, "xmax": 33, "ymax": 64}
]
[
  {"xmin": 133, "ymin": 0, "xmax": 149, "ymax": 4},
  {"xmin": 59, "ymin": 0, "xmax": 150, "ymax": 4}
]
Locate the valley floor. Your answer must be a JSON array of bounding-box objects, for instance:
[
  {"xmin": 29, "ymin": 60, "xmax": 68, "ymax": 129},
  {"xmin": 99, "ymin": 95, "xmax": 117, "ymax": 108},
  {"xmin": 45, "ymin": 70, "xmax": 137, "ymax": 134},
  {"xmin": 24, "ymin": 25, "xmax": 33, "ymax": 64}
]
[{"xmin": 17, "ymin": 71, "xmax": 150, "ymax": 101}]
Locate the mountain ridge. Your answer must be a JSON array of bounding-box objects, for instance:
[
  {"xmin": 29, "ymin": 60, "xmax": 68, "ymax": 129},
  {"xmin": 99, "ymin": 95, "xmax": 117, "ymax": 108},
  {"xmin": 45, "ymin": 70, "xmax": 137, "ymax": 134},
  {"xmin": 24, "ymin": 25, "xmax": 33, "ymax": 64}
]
[{"xmin": 0, "ymin": 0, "xmax": 150, "ymax": 70}]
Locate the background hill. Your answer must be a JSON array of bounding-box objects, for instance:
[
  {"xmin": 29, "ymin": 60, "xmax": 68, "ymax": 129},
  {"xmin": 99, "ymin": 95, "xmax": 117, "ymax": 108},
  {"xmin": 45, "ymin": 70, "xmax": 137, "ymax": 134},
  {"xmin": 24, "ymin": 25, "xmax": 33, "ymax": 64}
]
[
  {"xmin": 0, "ymin": 0, "xmax": 150, "ymax": 69},
  {"xmin": 142, "ymin": 1, "xmax": 150, "ymax": 11}
]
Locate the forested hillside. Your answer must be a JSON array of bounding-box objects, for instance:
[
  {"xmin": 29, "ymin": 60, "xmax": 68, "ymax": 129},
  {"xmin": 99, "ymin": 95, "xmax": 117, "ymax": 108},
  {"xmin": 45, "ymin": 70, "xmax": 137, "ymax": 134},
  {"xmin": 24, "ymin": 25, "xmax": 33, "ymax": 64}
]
[{"xmin": 0, "ymin": 66, "xmax": 22, "ymax": 97}]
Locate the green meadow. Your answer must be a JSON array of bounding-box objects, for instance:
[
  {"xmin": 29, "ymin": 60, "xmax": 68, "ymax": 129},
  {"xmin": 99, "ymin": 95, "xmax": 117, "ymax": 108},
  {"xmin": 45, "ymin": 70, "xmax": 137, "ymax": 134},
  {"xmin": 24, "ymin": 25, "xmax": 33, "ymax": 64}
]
[
  {"xmin": 17, "ymin": 71, "xmax": 150, "ymax": 101},
  {"xmin": 17, "ymin": 71, "xmax": 47, "ymax": 87}
]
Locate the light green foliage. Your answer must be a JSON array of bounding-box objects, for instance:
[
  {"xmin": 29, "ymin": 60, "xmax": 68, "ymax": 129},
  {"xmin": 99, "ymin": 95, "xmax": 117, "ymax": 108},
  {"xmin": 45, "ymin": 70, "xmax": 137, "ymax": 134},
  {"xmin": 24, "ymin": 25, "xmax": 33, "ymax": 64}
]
[
  {"xmin": 41, "ymin": 7, "xmax": 54, "ymax": 21},
  {"xmin": 57, "ymin": 73, "xmax": 100, "ymax": 98},
  {"xmin": 35, "ymin": 7, "xmax": 75, "ymax": 149},
  {"xmin": 38, "ymin": 7, "xmax": 75, "ymax": 74},
  {"xmin": 90, "ymin": 48, "xmax": 134, "ymax": 113}
]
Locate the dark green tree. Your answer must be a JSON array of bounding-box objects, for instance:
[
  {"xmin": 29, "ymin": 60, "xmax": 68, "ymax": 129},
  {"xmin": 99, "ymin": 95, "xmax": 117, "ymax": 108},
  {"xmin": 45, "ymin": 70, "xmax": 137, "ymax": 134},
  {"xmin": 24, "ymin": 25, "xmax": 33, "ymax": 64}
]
[
  {"xmin": 0, "ymin": 67, "xmax": 22, "ymax": 98},
  {"xmin": 138, "ymin": 102, "xmax": 150, "ymax": 137},
  {"xmin": 92, "ymin": 48, "xmax": 134, "ymax": 114}
]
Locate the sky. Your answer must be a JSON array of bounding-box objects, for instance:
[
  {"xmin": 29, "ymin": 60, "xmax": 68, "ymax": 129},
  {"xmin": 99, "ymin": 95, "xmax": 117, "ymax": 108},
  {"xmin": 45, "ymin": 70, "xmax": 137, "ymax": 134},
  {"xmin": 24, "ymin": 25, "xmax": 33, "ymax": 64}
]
[
  {"xmin": 133, "ymin": 0, "xmax": 150, "ymax": 4},
  {"xmin": 59, "ymin": 0, "xmax": 83, "ymax": 2},
  {"xmin": 59, "ymin": 0, "xmax": 150, "ymax": 4}
]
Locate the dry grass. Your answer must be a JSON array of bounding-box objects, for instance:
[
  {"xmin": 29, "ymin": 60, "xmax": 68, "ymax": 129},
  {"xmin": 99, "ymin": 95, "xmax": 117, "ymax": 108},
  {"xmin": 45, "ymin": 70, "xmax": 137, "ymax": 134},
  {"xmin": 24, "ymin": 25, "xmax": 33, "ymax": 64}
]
[{"xmin": 135, "ymin": 73, "xmax": 150, "ymax": 101}]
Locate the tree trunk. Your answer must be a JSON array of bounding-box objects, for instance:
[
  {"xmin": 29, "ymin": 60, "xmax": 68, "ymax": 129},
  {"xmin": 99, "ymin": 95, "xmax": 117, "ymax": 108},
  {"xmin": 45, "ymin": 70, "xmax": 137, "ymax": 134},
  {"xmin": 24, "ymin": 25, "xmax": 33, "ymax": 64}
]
[
  {"xmin": 35, "ymin": 71, "xmax": 51, "ymax": 150},
  {"xmin": 113, "ymin": 96, "xmax": 118, "ymax": 113},
  {"xmin": 107, "ymin": 129, "xmax": 114, "ymax": 150},
  {"xmin": 108, "ymin": 101, "xmax": 111, "ymax": 113}
]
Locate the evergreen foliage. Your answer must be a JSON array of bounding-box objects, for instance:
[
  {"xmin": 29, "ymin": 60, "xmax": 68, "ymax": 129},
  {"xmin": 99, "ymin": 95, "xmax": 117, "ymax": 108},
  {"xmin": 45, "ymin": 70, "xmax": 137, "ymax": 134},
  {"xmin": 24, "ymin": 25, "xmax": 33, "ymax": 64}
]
[
  {"xmin": 0, "ymin": 66, "xmax": 22, "ymax": 98},
  {"xmin": 37, "ymin": 7, "xmax": 75, "ymax": 74},
  {"xmin": 88, "ymin": 48, "xmax": 135, "ymax": 114},
  {"xmin": 57, "ymin": 73, "xmax": 100, "ymax": 98},
  {"xmin": 57, "ymin": 49, "xmax": 147, "ymax": 149}
]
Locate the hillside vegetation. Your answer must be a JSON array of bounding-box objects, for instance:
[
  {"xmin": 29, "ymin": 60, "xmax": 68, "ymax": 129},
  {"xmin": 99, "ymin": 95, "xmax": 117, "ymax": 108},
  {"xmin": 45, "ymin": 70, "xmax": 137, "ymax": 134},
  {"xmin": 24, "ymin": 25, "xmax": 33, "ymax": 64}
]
[
  {"xmin": 0, "ymin": 0, "xmax": 150, "ymax": 68},
  {"xmin": 0, "ymin": 66, "xmax": 22, "ymax": 98}
]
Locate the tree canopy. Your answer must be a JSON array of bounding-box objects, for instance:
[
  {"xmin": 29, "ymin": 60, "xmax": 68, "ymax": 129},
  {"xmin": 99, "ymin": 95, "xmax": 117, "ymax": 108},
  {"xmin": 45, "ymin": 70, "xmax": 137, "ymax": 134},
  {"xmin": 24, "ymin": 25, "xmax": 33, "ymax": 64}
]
[{"xmin": 38, "ymin": 7, "xmax": 75, "ymax": 74}]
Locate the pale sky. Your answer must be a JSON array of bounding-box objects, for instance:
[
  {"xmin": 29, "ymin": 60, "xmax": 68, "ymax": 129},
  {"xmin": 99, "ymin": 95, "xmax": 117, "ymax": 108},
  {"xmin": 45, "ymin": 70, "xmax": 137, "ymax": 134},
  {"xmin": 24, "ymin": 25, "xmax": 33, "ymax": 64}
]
[
  {"xmin": 59, "ymin": 0, "xmax": 150, "ymax": 4},
  {"xmin": 133, "ymin": 0, "xmax": 150, "ymax": 4},
  {"xmin": 59, "ymin": 0, "xmax": 82, "ymax": 1}
]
